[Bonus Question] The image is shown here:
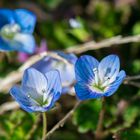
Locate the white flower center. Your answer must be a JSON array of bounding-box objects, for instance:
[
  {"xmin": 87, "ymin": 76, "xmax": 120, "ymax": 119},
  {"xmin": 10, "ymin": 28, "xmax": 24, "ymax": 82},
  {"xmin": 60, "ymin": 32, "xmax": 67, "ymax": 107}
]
[
  {"xmin": 0, "ymin": 23, "xmax": 21, "ymax": 41},
  {"xmin": 89, "ymin": 68, "xmax": 111, "ymax": 93},
  {"xmin": 27, "ymin": 89, "xmax": 49, "ymax": 106}
]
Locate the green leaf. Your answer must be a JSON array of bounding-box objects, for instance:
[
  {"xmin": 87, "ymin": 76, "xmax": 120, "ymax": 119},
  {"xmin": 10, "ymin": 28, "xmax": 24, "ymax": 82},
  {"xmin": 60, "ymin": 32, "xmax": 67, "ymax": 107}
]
[
  {"xmin": 73, "ymin": 99, "xmax": 102, "ymax": 133},
  {"xmin": 132, "ymin": 22, "xmax": 140, "ymax": 35},
  {"xmin": 132, "ymin": 60, "xmax": 140, "ymax": 74}
]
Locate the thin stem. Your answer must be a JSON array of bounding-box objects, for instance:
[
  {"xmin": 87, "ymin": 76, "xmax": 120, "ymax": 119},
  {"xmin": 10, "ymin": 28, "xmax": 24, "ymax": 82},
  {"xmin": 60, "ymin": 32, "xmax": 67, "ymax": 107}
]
[
  {"xmin": 42, "ymin": 112, "xmax": 47, "ymax": 140},
  {"xmin": 42, "ymin": 101, "xmax": 81, "ymax": 140},
  {"xmin": 95, "ymin": 97, "xmax": 106, "ymax": 140}
]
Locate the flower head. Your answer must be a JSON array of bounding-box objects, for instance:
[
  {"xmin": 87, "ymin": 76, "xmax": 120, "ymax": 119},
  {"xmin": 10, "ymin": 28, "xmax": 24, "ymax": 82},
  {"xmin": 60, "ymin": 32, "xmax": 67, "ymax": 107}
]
[
  {"xmin": 74, "ymin": 55, "xmax": 126, "ymax": 100},
  {"xmin": 10, "ymin": 68, "xmax": 62, "ymax": 112},
  {"xmin": 32, "ymin": 52, "xmax": 77, "ymax": 94},
  {"xmin": 0, "ymin": 9, "xmax": 36, "ymax": 53}
]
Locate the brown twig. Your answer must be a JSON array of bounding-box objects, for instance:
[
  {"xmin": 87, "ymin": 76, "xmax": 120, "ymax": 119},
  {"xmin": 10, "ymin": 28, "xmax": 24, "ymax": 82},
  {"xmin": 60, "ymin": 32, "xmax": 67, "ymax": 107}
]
[
  {"xmin": 125, "ymin": 75, "xmax": 140, "ymax": 81},
  {"xmin": 123, "ymin": 81, "xmax": 140, "ymax": 88},
  {"xmin": 0, "ymin": 52, "xmax": 71, "ymax": 93},
  {"xmin": 123, "ymin": 75, "xmax": 140, "ymax": 88},
  {"xmin": 0, "ymin": 101, "xmax": 19, "ymax": 115},
  {"xmin": 42, "ymin": 101, "xmax": 81, "ymax": 140},
  {"xmin": 65, "ymin": 34, "xmax": 140, "ymax": 54},
  {"xmin": 0, "ymin": 35, "xmax": 140, "ymax": 93}
]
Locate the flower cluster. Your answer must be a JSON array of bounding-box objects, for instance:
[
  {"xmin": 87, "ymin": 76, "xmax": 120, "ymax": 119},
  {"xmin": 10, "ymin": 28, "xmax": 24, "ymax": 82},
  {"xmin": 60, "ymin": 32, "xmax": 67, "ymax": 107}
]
[
  {"xmin": 0, "ymin": 8, "xmax": 126, "ymax": 113},
  {"xmin": 10, "ymin": 54, "xmax": 126, "ymax": 112}
]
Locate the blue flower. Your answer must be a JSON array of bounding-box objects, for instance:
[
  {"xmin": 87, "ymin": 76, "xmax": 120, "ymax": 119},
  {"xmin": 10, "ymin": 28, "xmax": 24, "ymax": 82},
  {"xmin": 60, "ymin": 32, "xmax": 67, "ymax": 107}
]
[
  {"xmin": 10, "ymin": 68, "xmax": 62, "ymax": 112},
  {"xmin": 74, "ymin": 55, "xmax": 126, "ymax": 100},
  {"xmin": 0, "ymin": 9, "xmax": 36, "ymax": 53},
  {"xmin": 32, "ymin": 52, "xmax": 77, "ymax": 94}
]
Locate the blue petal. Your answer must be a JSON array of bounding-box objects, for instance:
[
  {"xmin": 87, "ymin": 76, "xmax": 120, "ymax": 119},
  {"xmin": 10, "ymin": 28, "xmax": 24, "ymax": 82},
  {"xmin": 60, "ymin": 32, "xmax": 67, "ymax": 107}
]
[
  {"xmin": 104, "ymin": 70, "xmax": 126, "ymax": 97},
  {"xmin": 22, "ymin": 86, "xmax": 43, "ymax": 103},
  {"xmin": 0, "ymin": 9, "xmax": 15, "ymax": 28},
  {"xmin": 42, "ymin": 96, "xmax": 55, "ymax": 112},
  {"xmin": 45, "ymin": 70, "xmax": 62, "ymax": 103},
  {"xmin": 0, "ymin": 34, "xmax": 35, "ymax": 53},
  {"xmin": 12, "ymin": 33, "xmax": 35, "ymax": 54},
  {"xmin": 62, "ymin": 87, "xmax": 71, "ymax": 94},
  {"xmin": 98, "ymin": 55, "xmax": 120, "ymax": 82},
  {"xmin": 32, "ymin": 56, "xmax": 75, "ymax": 94},
  {"xmin": 22, "ymin": 68, "xmax": 48, "ymax": 94},
  {"xmin": 75, "ymin": 55, "xmax": 99, "ymax": 83},
  {"xmin": 0, "ymin": 37, "xmax": 13, "ymax": 51},
  {"xmin": 10, "ymin": 85, "xmax": 34, "ymax": 112},
  {"xmin": 1, "ymin": 33, "xmax": 36, "ymax": 53},
  {"xmin": 75, "ymin": 82, "xmax": 104, "ymax": 100},
  {"xmin": 56, "ymin": 51, "xmax": 78, "ymax": 64},
  {"xmin": 14, "ymin": 9, "xmax": 36, "ymax": 33},
  {"xmin": 32, "ymin": 56, "xmax": 55, "ymax": 74},
  {"xmin": 28, "ymin": 106, "xmax": 48, "ymax": 112}
]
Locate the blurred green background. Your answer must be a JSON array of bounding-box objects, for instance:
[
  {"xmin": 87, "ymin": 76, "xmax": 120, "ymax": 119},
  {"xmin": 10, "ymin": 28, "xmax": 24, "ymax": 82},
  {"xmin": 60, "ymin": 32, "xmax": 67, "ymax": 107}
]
[{"xmin": 0, "ymin": 0, "xmax": 140, "ymax": 140}]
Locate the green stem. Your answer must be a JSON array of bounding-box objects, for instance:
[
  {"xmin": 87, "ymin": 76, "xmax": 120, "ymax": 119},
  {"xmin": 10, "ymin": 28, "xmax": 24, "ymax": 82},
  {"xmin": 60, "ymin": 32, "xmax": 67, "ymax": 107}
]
[
  {"xmin": 95, "ymin": 97, "xmax": 106, "ymax": 140},
  {"xmin": 42, "ymin": 112, "xmax": 47, "ymax": 140}
]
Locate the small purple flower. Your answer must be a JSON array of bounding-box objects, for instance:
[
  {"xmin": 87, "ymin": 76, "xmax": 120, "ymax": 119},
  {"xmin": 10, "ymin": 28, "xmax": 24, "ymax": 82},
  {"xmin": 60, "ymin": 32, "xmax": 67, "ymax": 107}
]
[
  {"xmin": 74, "ymin": 55, "xmax": 126, "ymax": 100},
  {"xmin": 10, "ymin": 68, "xmax": 62, "ymax": 112},
  {"xmin": 17, "ymin": 39, "xmax": 47, "ymax": 62},
  {"xmin": 0, "ymin": 9, "xmax": 36, "ymax": 53},
  {"xmin": 32, "ymin": 52, "xmax": 77, "ymax": 94}
]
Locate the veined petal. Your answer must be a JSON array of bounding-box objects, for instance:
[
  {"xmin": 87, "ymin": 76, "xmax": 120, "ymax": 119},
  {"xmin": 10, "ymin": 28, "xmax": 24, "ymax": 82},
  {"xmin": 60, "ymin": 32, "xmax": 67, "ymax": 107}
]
[
  {"xmin": 14, "ymin": 9, "xmax": 36, "ymax": 33},
  {"xmin": 28, "ymin": 106, "xmax": 48, "ymax": 112},
  {"xmin": 56, "ymin": 51, "xmax": 78, "ymax": 64},
  {"xmin": 0, "ymin": 9, "xmax": 15, "ymax": 28},
  {"xmin": 59, "ymin": 63, "xmax": 75, "ymax": 87},
  {"xmin": 104, "ymin": 70, "xmax": 126, "ymax": 97},
  {"xmin": 10, "ymin": 85, "xmax": 36, "ymax": 112},
  {"xmin": 22, "ymin": 68, "xmax": 48, "ymax": 95},
  {"xmin": 0, "ymin": 32, "xmax": 35, "ymax": 53},
  {"xmin": 98, "ymin": 55, "xmax": 120, "ymax": 83},
  {"xmin": 32, "ymin": 56, "xmax": 53, "ymax": 74},
  {"xmin": 75, "ymin": 55, "xmax": 99, "ymax": 83},
  {"xmin": 45, "ymin": 70, "xmax": 62, "ymax": 103},
  {"xmin": 12, "ymin": 33, "xmax": 35, "ymax": 54},
  {"xmin": 75, "ymin": 82, "xmax": 104, "ymax": 100},
  {"xmin": 42, "ymin": 95, "xmax": 54, "ymax": 112},
  {"xmin": 0, "ymin": 37, "xmax": 13, "ymax": 51},
  {"xmin": 30, "ymin": 91, "xmax": 55, "ymax": 112},
  {"xmin": 22, "ymin": 86, "xmax": 43, "ymax": 105},
  {"xmin": 32, "ymin": 56, "xmax": 75, "ymax": 94},
  {"xmin": 29, "ymin": 95, "xmax": 54, "ymax": 112}
]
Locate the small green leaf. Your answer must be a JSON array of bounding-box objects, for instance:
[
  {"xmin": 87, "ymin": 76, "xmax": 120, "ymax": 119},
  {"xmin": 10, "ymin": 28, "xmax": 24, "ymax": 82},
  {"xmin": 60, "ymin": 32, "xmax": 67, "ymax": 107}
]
[{"xmin": 73, "ymin": 99, "xmax": 102, "ymax": 133}]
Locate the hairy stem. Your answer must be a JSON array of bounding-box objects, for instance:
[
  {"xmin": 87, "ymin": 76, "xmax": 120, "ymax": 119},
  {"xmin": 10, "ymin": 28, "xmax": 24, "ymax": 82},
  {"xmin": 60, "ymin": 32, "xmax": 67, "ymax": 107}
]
[{"xmin": 42, "ymin": 112, "xmax": 47, "ymax": 140}]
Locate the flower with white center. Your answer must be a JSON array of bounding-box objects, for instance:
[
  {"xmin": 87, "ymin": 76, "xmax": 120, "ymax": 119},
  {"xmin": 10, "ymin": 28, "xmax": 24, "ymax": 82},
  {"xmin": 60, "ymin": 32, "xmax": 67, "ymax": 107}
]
[
  {"xmin": 32, "ymin": 51, "xmax": 77, "ymax": 94},
  {"xmin": 0, "ymin": 9, "xmax": 36, "ymax": 53},
  {"xmin": 10, "ymin": 68, "xmax": 62, "ymax": 112},
  {"xmin": 74, "ymin": 55, "xmax": 126, "ymax": 100}
]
